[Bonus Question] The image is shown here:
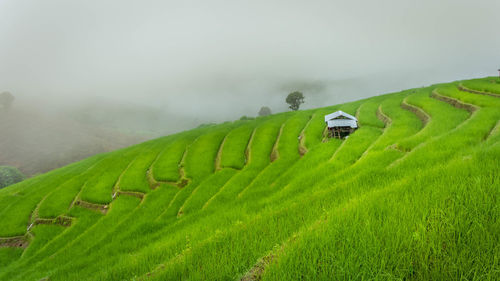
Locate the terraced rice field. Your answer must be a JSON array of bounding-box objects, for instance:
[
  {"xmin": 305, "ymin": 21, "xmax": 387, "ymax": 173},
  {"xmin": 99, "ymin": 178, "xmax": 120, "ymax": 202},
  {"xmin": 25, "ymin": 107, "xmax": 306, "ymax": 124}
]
[{"xmin": 0, "ymin": 77, "xmax": 499, "ymax": 280}]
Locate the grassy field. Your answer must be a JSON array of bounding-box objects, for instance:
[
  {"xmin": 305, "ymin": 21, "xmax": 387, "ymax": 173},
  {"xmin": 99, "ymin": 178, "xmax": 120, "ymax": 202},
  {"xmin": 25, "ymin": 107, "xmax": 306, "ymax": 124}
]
[{"xmin": 0, "ymin": 77, "xmax": 499, "ymax": 280}]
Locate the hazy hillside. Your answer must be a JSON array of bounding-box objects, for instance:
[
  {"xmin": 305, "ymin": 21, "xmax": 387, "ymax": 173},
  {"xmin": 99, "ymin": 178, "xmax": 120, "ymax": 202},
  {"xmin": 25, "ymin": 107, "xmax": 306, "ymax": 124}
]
[
  {"xmin": 0, "ymin": 77, "xmax": 498, "ymax": 280},
  {"xmin": 0, "ymin": 107, "xmax": 148, "ymax": 176}
]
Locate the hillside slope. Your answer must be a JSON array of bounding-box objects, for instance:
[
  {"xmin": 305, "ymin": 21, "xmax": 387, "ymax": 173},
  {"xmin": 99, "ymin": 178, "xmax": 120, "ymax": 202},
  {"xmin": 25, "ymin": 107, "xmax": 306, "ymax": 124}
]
[
  {"xmin": 0, "ymin": 108, "xmax": 148, "ymax": 176},
  {"xmin": 0, "ymin": 77, "xmax": 499, "ymax": 280}
]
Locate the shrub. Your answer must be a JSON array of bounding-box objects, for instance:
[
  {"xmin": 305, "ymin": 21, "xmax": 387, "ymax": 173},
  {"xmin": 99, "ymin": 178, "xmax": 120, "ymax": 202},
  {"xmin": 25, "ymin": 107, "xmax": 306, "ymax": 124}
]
[{"xmin": 0, "ymin": 166, "xmax": 25, "ymax": 188}]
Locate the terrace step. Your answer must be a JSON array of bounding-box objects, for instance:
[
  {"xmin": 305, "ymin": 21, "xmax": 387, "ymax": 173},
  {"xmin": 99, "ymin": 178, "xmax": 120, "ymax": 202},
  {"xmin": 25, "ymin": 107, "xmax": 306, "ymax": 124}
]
[
  {"xmin": 270, "ymin": 123, "xmax": 285, "ymax": 162},
  {"xmin": 400, "ymin": 97, "xmax": 430, "ymax": 126},
  {"xmin": 458, "ymin": 83, "xmax": 500, "ymax": 98},
  {"xmin": 115, "ymin": 191, "xmax": 145, "ymax": 200},
  {"xmin": 0, "ymin": 236, "xmax": 29, "ymax": 248},
  {"xmin": 214, "ymin": 135, "xmax": 227, "ymax": 171},
  {"xmin": 376, "ymin": 105, "xmax": 392, "ymax": 127},
  {"xmin": 74, "ymin": 199, "xmax": 109, "ymax": 214},
  {"xmin": 31, "ymin": 216, "xmax": 73, "ymax": 229},
  {"xmin": 244, "ymin": 128, "xmax": 256, "ymax": 165},
  {"xmin": 486, "ymin": 120, "xmax": 500, "ymax": 141},
  {"xmin": 298, "ymin": 114, "xmax": 314, "ymax": 156},
  {"xmin": 431, "ymin": 89, "xmax": 478, "ymax": 113}
]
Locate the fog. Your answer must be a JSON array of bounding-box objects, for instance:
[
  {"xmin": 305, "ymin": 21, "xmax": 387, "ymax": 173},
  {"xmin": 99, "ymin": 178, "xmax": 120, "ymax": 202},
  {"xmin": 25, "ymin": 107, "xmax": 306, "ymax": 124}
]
[
  {"xmin": 2, "ymin": 0, "xmax": 500, "ymax": 124},
  {"xmin": 1, "ymin": 0, "xmax": 500, "ymax": 174}
]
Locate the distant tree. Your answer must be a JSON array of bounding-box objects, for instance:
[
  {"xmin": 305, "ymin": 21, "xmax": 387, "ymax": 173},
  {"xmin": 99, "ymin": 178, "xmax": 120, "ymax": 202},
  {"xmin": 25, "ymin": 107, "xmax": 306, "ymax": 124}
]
[
  {"xmin": 258, "ymin": 106, "xmax": 272, "ymax": 116},
  {"xmin": 0, "ymin": 166, "xmax": 25, "ymax": 189},
  {"xmin": 0, "ymin": 91, "xmax": 14, "ymax": 110},
  {"xmin": 286, "ymin": 91, "xmax": 305, "ymax": 111},
  {"xmin": 239, "ymin": 115, "xmax": 255, "ymax": 121},
  {"xmin": 197, "ymin": 123, "xmax": 216, "ymax": 128}
]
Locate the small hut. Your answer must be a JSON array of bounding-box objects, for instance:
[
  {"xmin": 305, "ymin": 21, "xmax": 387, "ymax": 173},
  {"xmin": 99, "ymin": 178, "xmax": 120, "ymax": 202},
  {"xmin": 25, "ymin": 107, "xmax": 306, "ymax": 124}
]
[{"xmin": 324, "ymin": 111, "xmax": 358, "ymax": 139}]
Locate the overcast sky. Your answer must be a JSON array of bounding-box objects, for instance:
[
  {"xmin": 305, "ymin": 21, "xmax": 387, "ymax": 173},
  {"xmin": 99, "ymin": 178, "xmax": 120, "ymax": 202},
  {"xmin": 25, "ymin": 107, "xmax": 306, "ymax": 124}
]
[{"xmin": 1, "ymin": 0, "xmax": 499, "ymax": 122}]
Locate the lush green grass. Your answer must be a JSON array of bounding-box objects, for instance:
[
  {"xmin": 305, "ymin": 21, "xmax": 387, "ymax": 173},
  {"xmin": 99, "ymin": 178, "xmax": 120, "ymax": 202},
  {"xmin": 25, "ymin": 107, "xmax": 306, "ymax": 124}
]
[
  {"xmin": 152, "ymin": 131, "xmax": 201, "ymax": 182},
  {"xmin": 263, "ymin": 149, "xmax": 499, "ymax": 280},
  {"xmin": 0, "ymin": 248, "xmax": 23, "ymax": 268},
  {"xmin": 80, "ymin": 148, "xmax": 140, "ymax": 203},
  {"xmin": 119, "ymin": 142, "xmax": 167, "ymax": 193},
  {"xmin": 183, "ymin": 123, "xmax": 235, "ymax": 180},
  {"xmin": 396, "ymin": 87, "xmax": 470, "ymax": 151},
  {"xmin": 219, "ymin": 123, "xmax": 255, "ymax": 169},
  {"xmin": 21, "ymin": 224, "xmax": 66, "ymax": 259},
  {"xmin": 0, "ymin": 155, "xmax": 103, "ymax": 236},
  {"xmin": 36, "ymin": 154, "xmax": 123, "ymax": 218},
  {"xmin": 461, "ymin": 77, "xmax": 500, "ymax": 95},
  {"xmin": 0, "ymin": 77, "xmax": 498, "ymax": 281},
  {"xmin": 180, "ymin": 168, "xmax": 237, "ymax": 215},
  {"xmin": 203, "ymin": 114, "xmax": 288, "ymax": 208}
]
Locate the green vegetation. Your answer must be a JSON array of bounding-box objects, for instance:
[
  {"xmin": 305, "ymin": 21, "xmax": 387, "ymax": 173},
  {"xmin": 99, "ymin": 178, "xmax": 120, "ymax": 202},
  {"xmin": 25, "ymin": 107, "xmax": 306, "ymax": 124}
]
[
  {"xmin": 461, "ymin": 77, "xmax": 500, "ymax": 95},
  {"xmin": 0, "ymin": 166, "xmax": 25, "ymax": 189},
  {"xmin": 0, "ymin": 77, "xmax": 499, "ymax": 280},
  {"xmin": 152, "ymin": 133, "xmax": 198, "ymax": 182},
  {"xmin": 219, "ymin": 123, "xmax": 255, "ymax": 170},
  {"xmin": 285, "ymin": 91, "xmax": 305, "ymax": 111},
  {"xmin": 258, "ymin": 106, "xmax": 272, "ymax": 116}
]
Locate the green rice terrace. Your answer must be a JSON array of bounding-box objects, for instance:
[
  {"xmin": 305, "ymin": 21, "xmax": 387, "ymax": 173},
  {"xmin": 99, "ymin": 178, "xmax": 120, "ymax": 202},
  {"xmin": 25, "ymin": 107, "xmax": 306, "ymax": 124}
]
[{"xmin": 0, "ymin": 77, "xmax": 499, "ymax": 281}]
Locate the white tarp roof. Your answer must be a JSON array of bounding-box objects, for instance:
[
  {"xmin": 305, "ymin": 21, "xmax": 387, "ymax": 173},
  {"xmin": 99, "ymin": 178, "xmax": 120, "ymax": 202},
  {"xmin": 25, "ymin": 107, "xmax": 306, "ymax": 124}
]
[
  {"xmin": 324, "ymin": 110, "xmax": 357, "ymax": 123},
  {"xmin": 327, "ymin": 119, "xmax": 358, "ymax": 128}
]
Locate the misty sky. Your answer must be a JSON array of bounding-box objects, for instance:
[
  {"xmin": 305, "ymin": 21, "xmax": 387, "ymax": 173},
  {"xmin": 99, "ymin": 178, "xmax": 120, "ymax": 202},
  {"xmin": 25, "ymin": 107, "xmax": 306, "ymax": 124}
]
[{"xmin": 1, "ymin": 0, "xmax": 499, "ymax": 123}]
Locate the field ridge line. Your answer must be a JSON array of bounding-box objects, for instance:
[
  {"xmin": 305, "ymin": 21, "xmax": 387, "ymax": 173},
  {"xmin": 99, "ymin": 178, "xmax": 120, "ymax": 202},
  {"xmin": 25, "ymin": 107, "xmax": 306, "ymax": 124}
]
[
  {"xmin": 178, "ymin": 144, "xmax": 191, "ymax": 186},
  {"xmin": 214, "ymin": 135, "xmax": 228, "ymax": 171},
  {"xmin": 458, "ymin": 83, "xmax": 500, "ymax": 98},
  {"xmin": 112, "ymin": 156, "xmax": 138, "ymax": 197},
  {"xmin": 328, "ymin": 137, "xmax": 347, "ymax": 162},
  {"xmin": 298, "ymin": 114, "xmax": 314, "ymax": 156},
  {"xmin": 376, "ymin": 105, "xmax": 392, "ymax": 127},
  {"xmin": 201, "ymin": 175, "xmax": 233, "ymax": 210},
  {"xmin": 244, "ymin": 127, "xmax": 257, "ymax": 166},
  {"xmin": 270, "ymin": 123, "xmax": 285, "ymax": 162},
  {"xmin": 177, "ymin": 129, "xmax": 233, "ymax": 217},
  {"xmin": 154, "ymin": 140, "xmax": 196, "ymax": 220},
  {"xmin": 154, "ymin": 185, "xmax": 186, "ymax": 221},
  {"xmin": 485, "ymin": 120, "xmax": 500, "ymax": 141},
  {"xmin": 202, "ymin": 128, "xmax": 256, "ymax": 209},
  {"xmin": 36, "ymin": 159, "xmax": 103, "ymax": 222},
  {"xmin": 430, "ymin": 88, "xmax": 480, "ymax": 134},
  {"xmin": 431, "ymin": 89, "xmax": 478, "ymax": 113},
  {"xmin": 240, "ymin": 179, "xmax": 406, "ymax": 280},
  {"xmin": 214, "ymin": 121, "xmax": 285, "ymax": 202},
  {"xmin": 400, "ymin": 97, "xmax": 430, "ymax": 126},
  {"xmin": 354, "ymin": 106, "xmax": 390, "ymax": 164},
  {"xmin": 389, "ymin": 92, "xmax": 480, "ymax": 169},
  {"xmin": 28, "ymin": 191, "xmax": 53, "ymax": 230},
  {"xmin": 74, "ymin": 199, "xmax": 109, "ymax": 214},
  {"xmin": 149, "ymin": 138, "xmax": 196, "ymax": 188},
  {"xmin": 146, "ymin": 144, "xmax": 170, "ymax": 190},
  {"xmin": 355, "ymin": 105, "xmax": 362, "ymax": 120},
  {"xmin": 0, "ymin": 235, "xmax": 30, "ymax": 249}
]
